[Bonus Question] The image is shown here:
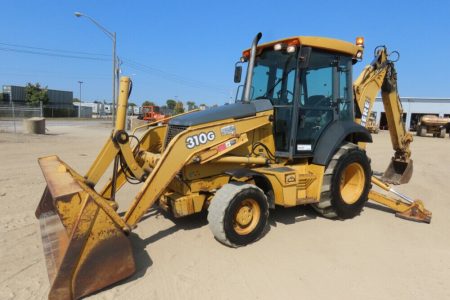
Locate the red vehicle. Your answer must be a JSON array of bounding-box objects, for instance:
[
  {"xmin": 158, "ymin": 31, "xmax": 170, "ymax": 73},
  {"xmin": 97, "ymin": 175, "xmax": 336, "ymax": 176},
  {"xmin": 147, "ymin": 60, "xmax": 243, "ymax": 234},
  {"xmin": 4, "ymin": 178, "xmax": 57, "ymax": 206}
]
[{"xmin": 138, "ymin": 105, "xmax": 165, "ymax": 121}]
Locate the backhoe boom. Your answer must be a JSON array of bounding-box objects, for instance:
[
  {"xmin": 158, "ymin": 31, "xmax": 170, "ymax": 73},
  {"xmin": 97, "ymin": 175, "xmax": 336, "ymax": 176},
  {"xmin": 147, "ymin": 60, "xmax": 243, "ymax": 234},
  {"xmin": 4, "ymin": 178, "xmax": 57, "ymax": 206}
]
[{"xmin": 353, "ymin": 47, "xmax": 413, "ymax": 184}]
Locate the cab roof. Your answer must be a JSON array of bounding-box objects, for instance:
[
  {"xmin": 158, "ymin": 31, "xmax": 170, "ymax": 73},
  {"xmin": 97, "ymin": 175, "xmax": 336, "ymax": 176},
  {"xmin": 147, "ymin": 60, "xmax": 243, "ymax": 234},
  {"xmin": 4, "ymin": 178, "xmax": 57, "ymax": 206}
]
[{"xmin": 243, "ymin": 36, "xmax": 363, "ymax": 58}]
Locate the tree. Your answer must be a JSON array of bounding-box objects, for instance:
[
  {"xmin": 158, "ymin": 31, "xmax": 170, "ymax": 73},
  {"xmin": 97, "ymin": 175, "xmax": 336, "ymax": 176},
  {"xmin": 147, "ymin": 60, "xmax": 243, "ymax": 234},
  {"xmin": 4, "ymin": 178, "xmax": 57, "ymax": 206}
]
[
  {"xmin": 166, "ymin": 99, "xmax": 176, "ymax": 110},
  {"xmin": 25, "ymin": 83, "xmax": 49, "ymax": 106},
  {"xmin": 73, "ymin": 98, "xmax": 80, "ymax": 103},
  {"xmin": 174, "ymin": 101, "xmax": 185, "ymax": 114},
  {"xmin": 128, "ymin": 102, "xmax": 137, "ymax": 107},
  {"xmin": 186, "ymin": 101, "xmax": 197, "ymax": 111},
  {"xmin": 142, "ymin": 100, "xmax": 156, "ymax": 106}
]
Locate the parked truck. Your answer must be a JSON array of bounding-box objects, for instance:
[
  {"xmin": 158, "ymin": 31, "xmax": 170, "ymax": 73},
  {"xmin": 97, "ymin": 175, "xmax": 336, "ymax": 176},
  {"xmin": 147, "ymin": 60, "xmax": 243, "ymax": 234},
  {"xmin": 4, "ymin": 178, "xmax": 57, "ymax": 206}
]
[{"xmin": 417, "ymin": 115, "xmax": 450, "ymax": 138}]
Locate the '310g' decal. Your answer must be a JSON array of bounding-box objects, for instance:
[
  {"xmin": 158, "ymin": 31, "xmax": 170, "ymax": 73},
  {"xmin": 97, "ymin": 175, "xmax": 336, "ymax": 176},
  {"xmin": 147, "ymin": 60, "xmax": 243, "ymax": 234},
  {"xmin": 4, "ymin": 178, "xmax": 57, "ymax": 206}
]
[{"xmin": 186, "ymin": 131, "xmax": 216, "ymax": 149}]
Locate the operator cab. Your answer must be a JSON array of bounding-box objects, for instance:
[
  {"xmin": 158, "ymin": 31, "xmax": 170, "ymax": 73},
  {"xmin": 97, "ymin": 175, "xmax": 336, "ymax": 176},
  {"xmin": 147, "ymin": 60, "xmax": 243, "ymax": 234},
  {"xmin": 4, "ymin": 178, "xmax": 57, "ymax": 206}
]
[{"xmin": 236, "ymin": 36, "xmax": 363, "ymax": 159}]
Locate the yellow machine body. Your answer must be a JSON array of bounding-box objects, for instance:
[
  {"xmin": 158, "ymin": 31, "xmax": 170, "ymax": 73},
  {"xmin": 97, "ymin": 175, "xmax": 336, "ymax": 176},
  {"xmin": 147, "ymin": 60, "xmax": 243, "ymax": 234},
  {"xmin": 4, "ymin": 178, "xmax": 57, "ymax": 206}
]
[{"xmin": 36, "ymin": 36, "xmax": 431, "ymax": 300}]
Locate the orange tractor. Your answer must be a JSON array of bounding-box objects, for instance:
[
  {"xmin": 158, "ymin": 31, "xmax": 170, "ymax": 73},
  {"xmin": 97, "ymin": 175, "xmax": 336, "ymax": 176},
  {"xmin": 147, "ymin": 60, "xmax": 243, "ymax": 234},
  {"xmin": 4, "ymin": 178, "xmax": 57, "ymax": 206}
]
[{"xmin": 138, "ymin": 105, "xmax": 166, "ymax": 122}]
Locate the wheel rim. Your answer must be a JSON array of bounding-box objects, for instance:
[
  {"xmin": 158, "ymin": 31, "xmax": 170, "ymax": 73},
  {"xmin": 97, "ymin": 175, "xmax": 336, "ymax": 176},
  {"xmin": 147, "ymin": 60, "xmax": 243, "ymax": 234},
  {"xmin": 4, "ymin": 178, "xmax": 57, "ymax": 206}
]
[
  {"xmin": 233, "ymin": 198, "xmax": 261, "ymax": 235},
  {"xmin": 339, "ymin": 162, "xmax": 365, "ymax": 204}
]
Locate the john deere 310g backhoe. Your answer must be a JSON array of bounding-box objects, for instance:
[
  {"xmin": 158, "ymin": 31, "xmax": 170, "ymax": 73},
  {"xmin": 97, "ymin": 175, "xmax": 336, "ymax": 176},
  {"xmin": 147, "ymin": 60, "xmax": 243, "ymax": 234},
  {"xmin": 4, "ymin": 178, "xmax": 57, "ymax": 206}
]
[{"xmin": 35, "ymin": 33, "xmax": 431, "ymax": 299}]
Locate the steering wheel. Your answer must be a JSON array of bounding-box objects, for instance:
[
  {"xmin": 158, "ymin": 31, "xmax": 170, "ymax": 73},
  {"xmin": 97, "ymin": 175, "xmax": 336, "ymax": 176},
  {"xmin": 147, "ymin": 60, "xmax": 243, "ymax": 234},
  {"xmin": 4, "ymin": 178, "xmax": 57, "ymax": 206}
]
[{"xmin": 275, "ymin": 90, "xmax": 294, "ymax": 103}]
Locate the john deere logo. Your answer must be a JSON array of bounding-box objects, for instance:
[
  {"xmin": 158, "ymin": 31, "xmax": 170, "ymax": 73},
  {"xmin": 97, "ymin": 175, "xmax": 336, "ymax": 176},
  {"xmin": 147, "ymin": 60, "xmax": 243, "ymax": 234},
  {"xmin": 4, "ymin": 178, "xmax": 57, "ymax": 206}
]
[{"xmin": 285, "ymin": 174, "xmax": 296, "ymax": 183}]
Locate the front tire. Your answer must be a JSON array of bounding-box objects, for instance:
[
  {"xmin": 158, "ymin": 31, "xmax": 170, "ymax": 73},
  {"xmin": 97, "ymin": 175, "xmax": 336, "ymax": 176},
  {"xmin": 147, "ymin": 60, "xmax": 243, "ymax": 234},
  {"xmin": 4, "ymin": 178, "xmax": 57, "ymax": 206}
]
[
  {"xmin": 207, "ymin": 183, "xmax": 269, "ymax": 247},
  {"xmin": 312, "ymin": 143, "xmax": 371, "ymax": 219}
]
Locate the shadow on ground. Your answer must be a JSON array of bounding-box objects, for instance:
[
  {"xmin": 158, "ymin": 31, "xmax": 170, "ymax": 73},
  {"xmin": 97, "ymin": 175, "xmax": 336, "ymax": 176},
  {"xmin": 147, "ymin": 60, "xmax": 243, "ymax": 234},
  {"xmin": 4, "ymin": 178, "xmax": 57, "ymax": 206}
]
[
  {"xmin": 365, "ymin": 201, "xmax": 396, "ymax": 214},
  {"xmin": 142, "ymin": 209, "xmax": 209, "ymax": 246},
  {"xmin": 269, "ymin": 205, "xmax": 318, "ymax": 226},
  {"xmin": 94, "ymin": 205, "xmax": 321, "ymax": 297}
]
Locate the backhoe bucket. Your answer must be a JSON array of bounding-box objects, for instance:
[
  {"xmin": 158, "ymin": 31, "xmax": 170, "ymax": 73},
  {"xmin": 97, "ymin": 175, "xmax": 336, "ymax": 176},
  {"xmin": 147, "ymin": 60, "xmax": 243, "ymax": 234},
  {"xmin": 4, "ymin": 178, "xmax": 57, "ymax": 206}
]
[
  {"xmin": 35, "ymin": 155, "xmax": 135, "ymax": 300},
  {"xmin": 382, "ymin": 159, "xmax": 413, "ymax": 185}
]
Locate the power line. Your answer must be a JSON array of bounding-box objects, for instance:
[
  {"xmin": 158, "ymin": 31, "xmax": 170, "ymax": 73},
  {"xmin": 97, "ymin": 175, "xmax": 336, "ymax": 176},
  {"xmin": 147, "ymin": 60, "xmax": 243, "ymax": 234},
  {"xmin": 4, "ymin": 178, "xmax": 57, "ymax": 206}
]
[
  {"xmin": 0, "ymin": 71, "xmax": 109, "ymax": 80},
  {"xmin": 0, "ymin": 42, "xmax": 109, "ymax": 57},
  {"xmin": 122, "ymin": 58, "xmax": 230, "ymax": 95},
  {"xmin": 0, "ymin": 41, "xmax": 232, "ymax": 95},
  {"xmin": 0, "ymin": 46, "xmax": 109, "ymax": 61}
]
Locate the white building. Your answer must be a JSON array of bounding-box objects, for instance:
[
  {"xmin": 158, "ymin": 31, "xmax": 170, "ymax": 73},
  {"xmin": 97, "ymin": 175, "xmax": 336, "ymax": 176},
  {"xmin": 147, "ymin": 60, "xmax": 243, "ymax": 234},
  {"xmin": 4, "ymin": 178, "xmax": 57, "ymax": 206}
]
[
  {"xmin": 74, "ymin": 102, "xmax": 106, "ymax": 115},
  {"xmin": 372, "ymin": 97, "xmax": 450, "ymax": 130}
]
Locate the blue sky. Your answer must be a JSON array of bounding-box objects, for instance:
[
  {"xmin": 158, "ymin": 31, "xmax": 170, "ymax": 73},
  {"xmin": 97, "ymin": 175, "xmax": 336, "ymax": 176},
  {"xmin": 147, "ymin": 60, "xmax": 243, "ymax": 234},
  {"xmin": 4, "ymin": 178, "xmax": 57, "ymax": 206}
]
[{"xmin": 0, "ymin": 0, "xmax": 449, "ymax": 106}]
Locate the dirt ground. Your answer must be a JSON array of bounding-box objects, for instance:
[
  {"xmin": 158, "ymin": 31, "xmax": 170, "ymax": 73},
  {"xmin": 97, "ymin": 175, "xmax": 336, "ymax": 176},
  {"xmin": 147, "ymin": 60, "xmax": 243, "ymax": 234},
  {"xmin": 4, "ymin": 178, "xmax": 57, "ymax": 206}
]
[{"xmin": 1, "ymin": 120, "xmax": 449, "ymax": 300}]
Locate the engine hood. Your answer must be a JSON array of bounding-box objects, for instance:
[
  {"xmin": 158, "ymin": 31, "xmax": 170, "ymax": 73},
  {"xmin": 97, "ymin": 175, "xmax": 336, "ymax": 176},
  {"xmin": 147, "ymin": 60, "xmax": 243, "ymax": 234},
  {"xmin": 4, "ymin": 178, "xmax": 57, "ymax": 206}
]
[{"xmin": 169, "ymin": 100, "xmax": 273, "ymax": 127}]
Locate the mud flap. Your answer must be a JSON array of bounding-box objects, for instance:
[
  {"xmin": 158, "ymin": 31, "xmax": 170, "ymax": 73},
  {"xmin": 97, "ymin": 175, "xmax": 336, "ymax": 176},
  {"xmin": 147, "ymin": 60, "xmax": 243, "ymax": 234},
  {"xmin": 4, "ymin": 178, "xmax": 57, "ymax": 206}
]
[
  {"xmin": 36, "ymin": 156, "xmax": 135, "ymax": 300},
  {"xmin": 382, "ymin": 159, "xmax": 413, "ymax": 185}
]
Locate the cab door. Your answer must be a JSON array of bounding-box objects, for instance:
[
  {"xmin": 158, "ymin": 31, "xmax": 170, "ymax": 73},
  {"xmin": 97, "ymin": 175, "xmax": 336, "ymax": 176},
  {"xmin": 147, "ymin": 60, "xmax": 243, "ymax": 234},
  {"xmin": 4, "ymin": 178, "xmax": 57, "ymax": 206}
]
[{"xmin": 294, "ymin": 49, "xmax": 339, "ymax": 156}]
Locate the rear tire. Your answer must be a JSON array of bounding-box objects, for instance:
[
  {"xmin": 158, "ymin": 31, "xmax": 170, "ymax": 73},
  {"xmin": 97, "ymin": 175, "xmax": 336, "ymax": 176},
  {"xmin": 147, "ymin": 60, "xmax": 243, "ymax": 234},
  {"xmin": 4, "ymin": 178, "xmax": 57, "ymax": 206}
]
[
  {"xmin": 418, "ymin": 125, "xmax": 427, "ymax": 137},
  {"xmin": 312, "ymin": 143, "xmax": 371, "ymax": 219},
  {"xmin": 207, "ymin": 183, "xmax": 269, "ymax": 247}
]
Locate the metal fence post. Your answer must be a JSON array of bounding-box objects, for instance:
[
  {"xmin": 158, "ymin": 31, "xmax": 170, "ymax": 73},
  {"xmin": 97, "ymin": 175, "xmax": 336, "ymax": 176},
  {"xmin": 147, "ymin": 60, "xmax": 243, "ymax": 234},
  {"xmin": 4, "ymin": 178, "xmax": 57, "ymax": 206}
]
[
  {"xmin": 40, "ymin": 101, "xmax": 43, "ymax": 117},
  {"xmin": 12, "ymin": 102, "xmax": 16, "ymax": 133}
]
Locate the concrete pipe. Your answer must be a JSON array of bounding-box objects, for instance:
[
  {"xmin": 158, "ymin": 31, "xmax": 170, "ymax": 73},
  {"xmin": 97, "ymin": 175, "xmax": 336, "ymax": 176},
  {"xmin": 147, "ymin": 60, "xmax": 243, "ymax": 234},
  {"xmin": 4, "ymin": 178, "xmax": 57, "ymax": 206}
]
[{"xmin": 23, "ymin": 117, "xmax": 46, "ymax": 134}]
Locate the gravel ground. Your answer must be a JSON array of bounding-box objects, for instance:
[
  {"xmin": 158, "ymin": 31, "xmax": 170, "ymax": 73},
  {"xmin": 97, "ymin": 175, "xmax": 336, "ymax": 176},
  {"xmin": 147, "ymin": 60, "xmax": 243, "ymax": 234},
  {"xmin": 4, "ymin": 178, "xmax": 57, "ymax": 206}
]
[{"xmin": 0, "ymin": 121, "xmax": 449, "ymax": 300}]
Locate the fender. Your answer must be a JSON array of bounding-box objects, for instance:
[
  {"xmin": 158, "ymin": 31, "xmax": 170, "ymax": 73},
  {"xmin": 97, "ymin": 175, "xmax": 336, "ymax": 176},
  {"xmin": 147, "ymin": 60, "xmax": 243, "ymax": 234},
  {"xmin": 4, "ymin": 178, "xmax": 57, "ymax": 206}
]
[
  {"xmin": 225, "ymin": 169, "xmax": 275, "ymax": 208},
  {"xmin": 312, "ymin": 120, "xmax": 372, "ymax": 166}
]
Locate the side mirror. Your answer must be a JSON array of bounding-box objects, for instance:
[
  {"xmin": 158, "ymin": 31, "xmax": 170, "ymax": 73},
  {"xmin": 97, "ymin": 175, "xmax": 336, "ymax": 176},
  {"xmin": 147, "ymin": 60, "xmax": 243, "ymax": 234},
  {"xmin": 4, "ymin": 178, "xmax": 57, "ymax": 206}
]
[{"xmin": 234, "ymin": 64, "xmax": 242, "ymax": 83}]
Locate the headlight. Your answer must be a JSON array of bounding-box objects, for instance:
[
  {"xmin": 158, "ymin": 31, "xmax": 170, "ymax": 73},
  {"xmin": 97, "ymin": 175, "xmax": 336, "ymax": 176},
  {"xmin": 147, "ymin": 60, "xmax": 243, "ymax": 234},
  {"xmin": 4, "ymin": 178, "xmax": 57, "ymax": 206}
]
[
  {"xmin": 286, "ymin": 45, "xmax": 297, "ymax": 53},
  {"xmin": 274, "ymin": 43, "xmax": 283, "ymax": 51}
]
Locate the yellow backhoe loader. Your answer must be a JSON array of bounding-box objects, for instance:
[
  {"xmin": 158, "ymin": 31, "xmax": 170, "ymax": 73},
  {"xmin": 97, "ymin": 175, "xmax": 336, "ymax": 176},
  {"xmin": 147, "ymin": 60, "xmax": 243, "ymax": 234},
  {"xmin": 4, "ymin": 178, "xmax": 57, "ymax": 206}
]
[{"xmin": 35, "ymin": 33, "xmax": 431, "ymax": 299}]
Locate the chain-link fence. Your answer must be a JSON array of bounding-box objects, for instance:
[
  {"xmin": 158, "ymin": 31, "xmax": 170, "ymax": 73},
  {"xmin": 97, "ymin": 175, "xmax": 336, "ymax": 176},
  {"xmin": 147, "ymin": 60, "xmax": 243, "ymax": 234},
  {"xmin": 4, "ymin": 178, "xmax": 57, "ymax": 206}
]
[
  {"xmin": 0, "ymin": 102, "xmax": 100, "ymax": 133},
  {"xmin": 43, "ymin": 104, "xmax": 87, "ymax": 118},
  {"xmin": 0, "ymin": 103, "xmax": 42, "ymax": 133}
]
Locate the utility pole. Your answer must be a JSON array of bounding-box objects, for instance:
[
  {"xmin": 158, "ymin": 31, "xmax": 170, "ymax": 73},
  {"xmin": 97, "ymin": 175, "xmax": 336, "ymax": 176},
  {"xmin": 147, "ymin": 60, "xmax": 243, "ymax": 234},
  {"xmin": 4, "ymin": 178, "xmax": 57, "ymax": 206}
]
[
  {"xmin": 78, "ymin": 81, "xmax": 83, "ymax": 118},
  {"xmin": 75, "ymin": 12, "xmax": 116, "ymax": 126},
  {"xmin": 112, "ymin": 32, "xmax": 117, "ymax": 126}
]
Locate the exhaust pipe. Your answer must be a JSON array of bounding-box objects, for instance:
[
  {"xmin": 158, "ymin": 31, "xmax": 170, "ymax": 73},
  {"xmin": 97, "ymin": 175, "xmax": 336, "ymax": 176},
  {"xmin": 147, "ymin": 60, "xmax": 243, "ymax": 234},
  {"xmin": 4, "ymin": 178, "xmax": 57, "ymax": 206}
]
[{"xmin": 242, "ymin": 32, "xmax": 262, "ymax": 103}]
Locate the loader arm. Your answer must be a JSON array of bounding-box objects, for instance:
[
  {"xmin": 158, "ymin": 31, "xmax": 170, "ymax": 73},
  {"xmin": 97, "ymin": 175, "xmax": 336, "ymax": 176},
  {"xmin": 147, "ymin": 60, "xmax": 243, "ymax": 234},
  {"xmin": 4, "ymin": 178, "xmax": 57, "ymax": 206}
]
[
  {"xmin": 353, "ymin": 47, "xmax": 413, "ymax": 184},
  {"xmin": 124, "ymin": 114, "xmax": 271, "ymax": 226},
  {"xmin": 35, "ymin": 75, "xmax": 273, "ymax": 299}
]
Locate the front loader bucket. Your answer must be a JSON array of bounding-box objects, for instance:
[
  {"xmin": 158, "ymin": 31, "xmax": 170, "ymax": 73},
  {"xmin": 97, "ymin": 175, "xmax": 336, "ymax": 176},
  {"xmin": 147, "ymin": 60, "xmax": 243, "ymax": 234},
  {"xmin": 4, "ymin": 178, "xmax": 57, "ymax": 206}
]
[
  {"xmin": 35, "ymin": 156, "xmax": 135, "ymax": 300},
  {"xmin": 382, "ymin": 159, "xmax": 413, "ymax": 185}
]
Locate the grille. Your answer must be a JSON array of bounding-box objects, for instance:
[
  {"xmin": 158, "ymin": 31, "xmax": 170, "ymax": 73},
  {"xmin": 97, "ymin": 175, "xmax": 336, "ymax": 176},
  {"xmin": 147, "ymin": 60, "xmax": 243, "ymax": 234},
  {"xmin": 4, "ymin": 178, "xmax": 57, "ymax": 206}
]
[{"xmin": 164, "ymin": 124, "xmax": 188, "ymax": 148}]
